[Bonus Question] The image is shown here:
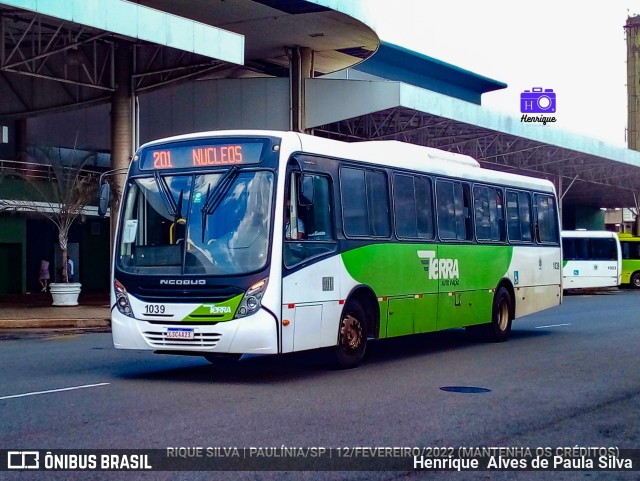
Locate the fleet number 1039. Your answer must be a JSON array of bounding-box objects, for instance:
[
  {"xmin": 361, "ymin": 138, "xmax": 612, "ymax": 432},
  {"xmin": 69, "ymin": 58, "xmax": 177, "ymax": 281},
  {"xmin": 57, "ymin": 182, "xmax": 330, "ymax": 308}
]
[{"xmin": 145, "ymin": 304, "xmax": 166, "ymax": 314}]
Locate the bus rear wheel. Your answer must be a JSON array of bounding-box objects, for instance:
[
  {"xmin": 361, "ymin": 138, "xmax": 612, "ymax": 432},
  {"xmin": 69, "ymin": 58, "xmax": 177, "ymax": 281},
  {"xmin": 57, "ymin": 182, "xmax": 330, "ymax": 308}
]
[
  {"xmin": 480, "ymin": 287, "xmax": 513, "ymax": 342},
  {"xmin": 631, "ymin": 272, "xmax": 640, "ymax": 289},
  {"xmin": 334, "ymin": 300, "xmax": 367, "ymax": 369}
]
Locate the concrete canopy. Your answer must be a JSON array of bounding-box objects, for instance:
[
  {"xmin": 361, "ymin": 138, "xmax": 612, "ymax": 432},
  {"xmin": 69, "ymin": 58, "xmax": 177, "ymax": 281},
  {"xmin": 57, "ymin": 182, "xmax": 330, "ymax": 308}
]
[
  {"xmin": 307, "ymin": 79, "xmax": 640, "ymax": 209},
  {"xmin": 0, "ymin": 0, "xmax": 248, "ymax": 116},
  {"xmin": 135, "ymin": 0, "xmax": 378, "ymax": 78},
  {"xmin": 0, "ymin": 0, "xmax": 378, "ymax": 117},
  {"xmin": 355, "ymin": 42, "xmax": 507, "ymax": 105}
]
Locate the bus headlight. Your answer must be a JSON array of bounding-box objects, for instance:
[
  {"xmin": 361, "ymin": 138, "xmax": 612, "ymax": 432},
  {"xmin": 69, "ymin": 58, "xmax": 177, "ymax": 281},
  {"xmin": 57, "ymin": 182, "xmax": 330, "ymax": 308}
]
[
  {"xmin": 114, "ymin": 279, "xmax": 135, "ymax": 318},
  {"xmin": 235, "ymin": 278, "xmax": 268, "ymax": 318}
]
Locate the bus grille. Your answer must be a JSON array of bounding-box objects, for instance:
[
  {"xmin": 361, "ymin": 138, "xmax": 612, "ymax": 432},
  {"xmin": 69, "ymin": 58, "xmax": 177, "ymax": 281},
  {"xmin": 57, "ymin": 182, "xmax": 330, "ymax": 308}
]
[{"xmin": 142, "ymin": 330, "xmax": 222, "ymax": 348}]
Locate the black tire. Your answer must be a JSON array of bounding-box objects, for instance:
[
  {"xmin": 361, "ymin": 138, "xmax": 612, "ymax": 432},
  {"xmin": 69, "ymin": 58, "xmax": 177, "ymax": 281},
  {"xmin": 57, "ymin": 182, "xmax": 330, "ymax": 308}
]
[
  {"xmin": 631, "ymin": 272, "xmax": 640, "ymax": 289},
  {"xmin": 203, "ymin": 353, "xmax": 242, "ymax": 364},
  {"xmin": 333, "ymin": 299, "xmax": 368, "ymax": 369},
  {"xmin": 480, "ymin": 287, "xmax": 513, "ymax": 342}
]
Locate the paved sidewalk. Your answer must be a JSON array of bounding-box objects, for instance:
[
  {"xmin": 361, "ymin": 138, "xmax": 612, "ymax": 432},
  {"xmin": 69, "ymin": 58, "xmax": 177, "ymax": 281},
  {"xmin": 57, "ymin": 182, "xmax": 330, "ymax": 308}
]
[{"xmin": 0, "ymin": 291, "xmax": 111, "ymax": 330}]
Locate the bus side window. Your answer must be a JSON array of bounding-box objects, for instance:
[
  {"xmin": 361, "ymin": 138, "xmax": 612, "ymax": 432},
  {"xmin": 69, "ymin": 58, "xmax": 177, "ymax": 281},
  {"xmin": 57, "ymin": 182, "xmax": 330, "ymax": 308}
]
[
  {"xmin": 340, "ymin": 167, "xmax": 390, "ymax": 238},
  {"xmin": 473, "ymin": 185, "xmax": 504, "ymax": 242},
  {"xmin": 534, "ymin": 194, "xmax": 559, "ymax": 244},
  {"xmin": 306, "ymin": 175, "xmax": 333, "ymax": 241},
  {"xmin": 393, "ymin": 173, "xmax": 435, "ymax": 240},
  {"xmin": 284, "ymin": 173, "xmax": 335, "ymax": 268},
  {"xmin": 436, "ymin": 179, "xmax": 471, "ymax": 241},
  {"xmin": 366, "ymin": 170, "xmax": 391, "ymax": 237}
]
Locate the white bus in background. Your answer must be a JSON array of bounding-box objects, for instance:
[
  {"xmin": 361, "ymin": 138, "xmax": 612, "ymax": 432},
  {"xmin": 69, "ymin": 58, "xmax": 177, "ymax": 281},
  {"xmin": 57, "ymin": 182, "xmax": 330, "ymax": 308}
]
[{"xmin": 561, "ymin": 230, "xmax": 621, "ymax": 290}]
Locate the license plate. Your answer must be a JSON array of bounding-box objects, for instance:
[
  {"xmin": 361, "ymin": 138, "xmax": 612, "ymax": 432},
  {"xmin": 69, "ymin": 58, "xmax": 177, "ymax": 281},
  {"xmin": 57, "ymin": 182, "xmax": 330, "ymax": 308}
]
[{"xmin": 166, "ymin": 328, "xmax": 194, "ymax": 340}]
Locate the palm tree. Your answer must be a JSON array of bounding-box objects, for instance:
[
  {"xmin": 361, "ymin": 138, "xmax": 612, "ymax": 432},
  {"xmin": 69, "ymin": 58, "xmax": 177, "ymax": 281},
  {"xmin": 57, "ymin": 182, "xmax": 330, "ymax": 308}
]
[{"xmin": 0, "ymin": 146, "xmax": 98, "ymax": 284}]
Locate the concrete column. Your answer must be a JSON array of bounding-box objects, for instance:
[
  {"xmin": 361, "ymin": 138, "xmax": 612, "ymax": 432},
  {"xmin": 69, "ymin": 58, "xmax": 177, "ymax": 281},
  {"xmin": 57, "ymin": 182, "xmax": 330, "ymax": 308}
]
[
  {"xmin": 290, "ymin": 46, "xmax": 313, "ymax": 133},
  {"xmin": 110, "ymin": 40, "xmax": 134, "ymax": 253},
  {"xmin": 626, "ymin": 15, "xmax": 640, "ymax": 150}
]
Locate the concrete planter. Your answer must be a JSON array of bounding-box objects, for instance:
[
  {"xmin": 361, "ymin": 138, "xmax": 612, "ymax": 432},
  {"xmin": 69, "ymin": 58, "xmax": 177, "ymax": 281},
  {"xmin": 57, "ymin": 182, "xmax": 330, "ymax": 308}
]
[{"xmin": 49, "ymin": 282, "xmax": 82, "ymax": 306}]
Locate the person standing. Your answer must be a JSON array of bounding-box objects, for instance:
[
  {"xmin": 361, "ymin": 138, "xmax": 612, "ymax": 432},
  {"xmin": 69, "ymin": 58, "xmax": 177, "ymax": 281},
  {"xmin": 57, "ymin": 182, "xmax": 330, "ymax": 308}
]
[
  {"xmin": 39, "ymin": 259, "xmax": 50, "ymax": 292},
  {"xmin": 67, "ymin": 257, "xmax": 75, "ymax": 283}
]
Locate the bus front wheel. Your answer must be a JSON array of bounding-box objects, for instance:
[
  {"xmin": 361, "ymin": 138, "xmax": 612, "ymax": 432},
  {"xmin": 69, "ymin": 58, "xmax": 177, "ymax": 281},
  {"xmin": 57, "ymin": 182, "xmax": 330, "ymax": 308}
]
[
  {"xmin": 334, "ymin": 300, "xmax": 367, "ymax": 369},
  {"xmin": 631, "ymin": 272, "xmax": 640, "ymax": 289},
  {"xmin": 482, "ymin": 287, "xmax": 513, "ymax": 342}
]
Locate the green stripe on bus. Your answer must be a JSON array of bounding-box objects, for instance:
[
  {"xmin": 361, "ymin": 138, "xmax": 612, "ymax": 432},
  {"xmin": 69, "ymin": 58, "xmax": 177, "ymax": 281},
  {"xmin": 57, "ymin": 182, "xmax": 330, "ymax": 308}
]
[
  {"xmin": 341, "ymin": 243, "xmax": 513, "ymax": 338},
  {"xmin": 341, "ymin": 243, "xmax": 513, "ymax": 295},
  {"xmin": 185, "ymin": 294, "xmax": 243, "ymax": 322}
]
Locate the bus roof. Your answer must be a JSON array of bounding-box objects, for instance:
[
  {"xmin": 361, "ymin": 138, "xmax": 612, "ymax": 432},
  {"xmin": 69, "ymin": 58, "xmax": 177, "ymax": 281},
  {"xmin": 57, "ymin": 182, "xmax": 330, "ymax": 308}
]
[
  {"xmin": 138, "ymin": 129, "xmax": 556, "ymax": 194},
  {"xmin": 293, "ymin": 132, "xmax": 555, "ymax": 193},
  {"xmin": 561, "ymin": 230, "xmax": 619, "ymax": 238}
]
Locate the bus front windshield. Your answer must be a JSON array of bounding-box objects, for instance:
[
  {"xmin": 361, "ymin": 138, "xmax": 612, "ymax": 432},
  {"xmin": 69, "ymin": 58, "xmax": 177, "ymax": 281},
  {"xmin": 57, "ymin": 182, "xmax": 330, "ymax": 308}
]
[{"xmin": 117, "ymin": 170, "xmax": 274, "ymax": 276}]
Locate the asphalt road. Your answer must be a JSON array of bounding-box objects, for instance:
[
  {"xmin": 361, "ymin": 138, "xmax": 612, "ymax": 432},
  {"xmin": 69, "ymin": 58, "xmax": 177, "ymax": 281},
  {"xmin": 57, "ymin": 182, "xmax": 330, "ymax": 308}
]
[{"xmin": 1, "ymin": 289, "xmax": 639, "ymax": 481}]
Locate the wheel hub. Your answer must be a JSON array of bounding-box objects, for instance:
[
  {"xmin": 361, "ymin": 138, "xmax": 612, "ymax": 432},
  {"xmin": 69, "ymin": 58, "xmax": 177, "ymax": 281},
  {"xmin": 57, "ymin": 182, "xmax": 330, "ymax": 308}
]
[
  {"xmin": 498, "ymin": 300, "xmax": 509, "ymax": 331},
  {"xmin": 340, "ymin": 314, "xmax": 362, "ymax": 351}
]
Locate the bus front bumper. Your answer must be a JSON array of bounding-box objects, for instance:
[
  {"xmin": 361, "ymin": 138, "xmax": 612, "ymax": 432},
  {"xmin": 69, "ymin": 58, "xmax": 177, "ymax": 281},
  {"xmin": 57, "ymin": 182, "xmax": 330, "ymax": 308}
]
[{"xmin": 111, "ymin": 308, "xmax": 279, "ymax": 354}]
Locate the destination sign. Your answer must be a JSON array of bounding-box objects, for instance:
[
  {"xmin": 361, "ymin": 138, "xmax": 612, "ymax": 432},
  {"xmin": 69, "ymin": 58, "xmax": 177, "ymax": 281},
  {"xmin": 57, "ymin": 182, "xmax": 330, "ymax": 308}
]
[{"xmin": 140, "ymin": 141, "xmax": 266, "ymax": 170}]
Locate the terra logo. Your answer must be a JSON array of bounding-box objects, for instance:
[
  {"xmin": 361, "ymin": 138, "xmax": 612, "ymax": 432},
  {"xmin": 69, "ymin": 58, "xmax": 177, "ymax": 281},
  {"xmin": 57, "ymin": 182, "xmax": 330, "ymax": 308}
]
[
  {"xmin": 417, "ymin": 251, "xmax": 459, "ymax": 280},
  {"xmin": 209, "ymin": 305, "xmax": 231, "ymax": 314}
]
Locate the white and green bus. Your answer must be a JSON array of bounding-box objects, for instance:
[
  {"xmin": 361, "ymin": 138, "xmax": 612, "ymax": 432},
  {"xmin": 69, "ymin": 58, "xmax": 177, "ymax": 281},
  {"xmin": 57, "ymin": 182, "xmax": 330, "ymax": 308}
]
[
  {"xmin": 561, "ymin": 230, "xmax": 621, "ymax": 290},
  {"xmin": 99, "ymin": 130, "xmax": 562, "ymax": 368}
]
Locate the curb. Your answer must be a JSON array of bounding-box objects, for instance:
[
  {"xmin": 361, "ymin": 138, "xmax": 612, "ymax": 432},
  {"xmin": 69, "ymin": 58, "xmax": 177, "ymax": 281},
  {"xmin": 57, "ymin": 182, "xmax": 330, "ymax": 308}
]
[{"xmin": 0, "ymin": 319, "xmax": 111, "ymax": 329}]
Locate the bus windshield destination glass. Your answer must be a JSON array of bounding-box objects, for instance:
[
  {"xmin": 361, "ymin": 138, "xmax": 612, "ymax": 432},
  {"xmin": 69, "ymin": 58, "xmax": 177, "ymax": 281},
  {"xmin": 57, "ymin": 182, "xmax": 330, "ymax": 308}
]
[
  {"xmin": 141, "ymin": 141, "xmax": 265, "ymax": 170},
  {"xmin": 105, "ymin": 131, "xmax": 562, "ymax": 369}
]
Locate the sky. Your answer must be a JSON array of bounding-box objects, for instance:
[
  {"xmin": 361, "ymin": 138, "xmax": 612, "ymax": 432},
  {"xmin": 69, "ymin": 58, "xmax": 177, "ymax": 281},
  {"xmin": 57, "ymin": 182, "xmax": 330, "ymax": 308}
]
[{"xmin": 362, "ymin": 0, "xmax": 640, "ymax": 147}]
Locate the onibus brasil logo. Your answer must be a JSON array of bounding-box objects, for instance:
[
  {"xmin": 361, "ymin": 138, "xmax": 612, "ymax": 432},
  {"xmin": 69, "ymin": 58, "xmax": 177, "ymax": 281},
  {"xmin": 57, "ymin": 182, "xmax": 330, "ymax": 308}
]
[{"xmin": 417, "ymin": 251, "xmax": 460, "ymax": 286}]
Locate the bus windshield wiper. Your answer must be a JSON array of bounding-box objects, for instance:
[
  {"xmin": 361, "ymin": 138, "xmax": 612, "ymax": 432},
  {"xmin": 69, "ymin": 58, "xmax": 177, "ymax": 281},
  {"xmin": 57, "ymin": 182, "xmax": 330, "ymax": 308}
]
[
  {"xmin": 154, "ymin": 171, "xmax": 178, "ymax": 218},
  {"xmin": 201, "ymin": 166, "xmax": 239, "ymax": 242},
  {"xmin": 175, "ymin": 188, "xmax": 185, "ymax": 222}
]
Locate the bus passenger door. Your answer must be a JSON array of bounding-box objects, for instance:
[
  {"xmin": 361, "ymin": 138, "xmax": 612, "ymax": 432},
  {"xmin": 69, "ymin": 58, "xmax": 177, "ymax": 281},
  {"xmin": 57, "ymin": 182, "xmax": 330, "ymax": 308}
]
[{"xmin": 281, "ymin": 168, "xmax": 339, "ymax": 353}]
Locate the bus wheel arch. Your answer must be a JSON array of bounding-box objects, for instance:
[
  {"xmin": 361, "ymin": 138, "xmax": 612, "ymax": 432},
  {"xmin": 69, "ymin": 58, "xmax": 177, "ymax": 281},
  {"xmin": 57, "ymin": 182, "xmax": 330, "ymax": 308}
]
[
  {"xmin": 469, "ymin": 279, "xmax": 514, "ymax": 343},
  {"xmin": 488, "ymin": 282, "xmax": 514, "ymax": 342},
  {"xmin": 344, "ymin": 286, "xmax": 379, "ymax": 340},
  {"xmin": 333, "ymin": 286, "xmax": 378, "ymax": 369},
  {"xmin": 496, "ymin": 278, "xmax": 516, "ymax": 320}
]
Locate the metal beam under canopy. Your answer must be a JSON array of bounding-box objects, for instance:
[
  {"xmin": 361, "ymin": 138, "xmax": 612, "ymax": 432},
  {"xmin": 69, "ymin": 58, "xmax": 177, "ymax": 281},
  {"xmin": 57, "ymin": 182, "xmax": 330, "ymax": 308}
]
[{"xmin": 0, "ymin": 0, "xmax": 245, "ymax": 116}]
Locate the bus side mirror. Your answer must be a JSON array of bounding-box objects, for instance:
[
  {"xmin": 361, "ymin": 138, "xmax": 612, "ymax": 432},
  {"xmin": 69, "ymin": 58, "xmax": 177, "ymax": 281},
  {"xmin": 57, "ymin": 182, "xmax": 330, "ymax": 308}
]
[
  {"xmin": 98, "ymin": 182, "xmax": 110, "ymax": 217},
  {"xmin": 298, "ymin": 174, "xmax": 314, "ymax": 206}
]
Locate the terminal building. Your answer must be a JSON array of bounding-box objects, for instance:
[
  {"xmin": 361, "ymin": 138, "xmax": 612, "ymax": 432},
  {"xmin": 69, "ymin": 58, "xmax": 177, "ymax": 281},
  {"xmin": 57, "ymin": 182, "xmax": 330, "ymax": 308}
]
[{"xmin": 1, "ymin": 0, "xmax": 640, "ymax": 295}]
